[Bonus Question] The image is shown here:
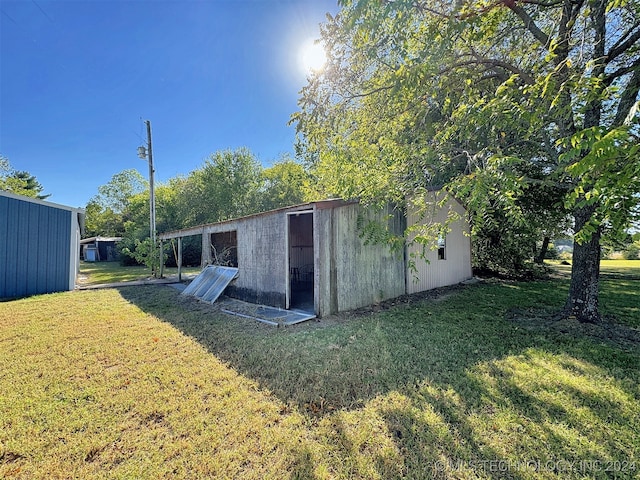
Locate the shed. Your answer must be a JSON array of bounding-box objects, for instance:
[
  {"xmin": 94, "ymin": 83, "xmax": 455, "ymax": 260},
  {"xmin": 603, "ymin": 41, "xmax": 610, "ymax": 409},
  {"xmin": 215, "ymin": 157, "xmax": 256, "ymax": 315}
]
[
  {"xmin": 0, "ymin": 190, "xmax": 85, "ymax": 299},
  {"xmin": 159, "ymin": 194, "xmax": 472, "ymax": 318},
  {"xmin": 80, "ymin": 236, "xmax": 122, "ymax": 262}
]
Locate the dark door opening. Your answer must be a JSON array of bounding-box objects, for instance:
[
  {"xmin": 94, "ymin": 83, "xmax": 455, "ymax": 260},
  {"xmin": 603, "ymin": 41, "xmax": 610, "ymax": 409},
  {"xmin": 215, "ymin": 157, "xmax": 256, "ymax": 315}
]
[
  {"xmin": 210, "ymin": 231, "xmax": 238, "ymax": 267},
  {"xmin": 288, "ymin": 212, "xmax": 314, "ymax": 312}
]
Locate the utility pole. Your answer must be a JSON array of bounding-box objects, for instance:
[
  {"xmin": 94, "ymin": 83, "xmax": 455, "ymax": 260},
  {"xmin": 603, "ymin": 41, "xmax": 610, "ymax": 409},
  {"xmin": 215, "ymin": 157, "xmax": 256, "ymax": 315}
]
[{"xmin": 138, "ymin": 120, "xmax": 157, "ymax": 277}]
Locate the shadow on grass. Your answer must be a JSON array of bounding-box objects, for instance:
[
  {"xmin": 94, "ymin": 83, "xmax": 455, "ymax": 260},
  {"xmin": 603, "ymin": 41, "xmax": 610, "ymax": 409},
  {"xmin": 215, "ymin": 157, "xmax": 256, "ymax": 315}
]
[
  {"xmin": 117, "ymin": 280, "xmax": 640, "ymax": 478},
  {"xmin": 600, "ymin": 278, "xmax": 640, "ymax": 328},
  {"xmin": 118, "ymin": 283, "xmax": 528, "ymax": 411}
]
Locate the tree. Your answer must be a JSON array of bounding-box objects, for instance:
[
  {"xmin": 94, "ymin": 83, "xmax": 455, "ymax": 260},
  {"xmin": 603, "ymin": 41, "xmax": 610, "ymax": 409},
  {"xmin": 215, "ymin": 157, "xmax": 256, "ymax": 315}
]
[
  {"xmin": 84, "ymin": 169, "xmax": 147, "ymax": 238},
  {"xmin": 181, "ymin": 148, "xmax": 264, "ymax": 225},
  {"xmin": 84, "ymin": 200, "xmax": 125, "ymax": 238},
  {"xmin": 0, "ymin": 156, "xmax": 49, "ymax": 199},
  {"xmin": 623, "ymin": 239, "xmax": 640, "ymax": 259},
  {"xmin": 293, "ymin": 0, "xmax": 640, "ymax": 323},
  {"xmin": 94, "ymin": 169, "xmax": 147, "ymax": 214},
  {"xmin": 260, "ymin": 156, "xmax": 319, "ymax": 211},
  {"xmin": 110, "ymin": 149, "xmax": 268, "ymax": 267},
  {"xmin": 117, "ymin": 181, "xmax": 188, "ymax": 266}
]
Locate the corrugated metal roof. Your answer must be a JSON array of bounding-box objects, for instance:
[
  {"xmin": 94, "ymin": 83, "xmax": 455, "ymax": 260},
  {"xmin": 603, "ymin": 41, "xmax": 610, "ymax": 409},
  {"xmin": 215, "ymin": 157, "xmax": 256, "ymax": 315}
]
[
  {"xmin": 158, "ymin": 198, "xmax": 357, "ymax": 240},
  {"xmin": 0, "ymin": 190, "xmax": 85, "ymax": 214},
  {"xmin": 80, "ymin": 236, "xmax": 123, "ymax": 244}
]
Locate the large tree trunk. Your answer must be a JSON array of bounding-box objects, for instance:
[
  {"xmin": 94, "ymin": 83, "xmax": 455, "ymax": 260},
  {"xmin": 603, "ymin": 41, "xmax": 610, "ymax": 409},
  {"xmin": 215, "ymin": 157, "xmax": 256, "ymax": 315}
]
[
  {"xmin": 535, "ymin": 236, "xmax": 550, "ymax": 264},
  {"xmin": 564, "ymin": 204, "xmax": 601, "ymax": 323}
]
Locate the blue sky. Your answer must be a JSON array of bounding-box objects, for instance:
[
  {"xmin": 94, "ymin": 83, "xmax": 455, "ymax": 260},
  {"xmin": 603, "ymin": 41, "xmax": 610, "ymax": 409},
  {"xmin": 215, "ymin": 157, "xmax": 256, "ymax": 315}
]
[{"xmin": 0, "ymin": 0, "xmax": 338, "ymax": 207}]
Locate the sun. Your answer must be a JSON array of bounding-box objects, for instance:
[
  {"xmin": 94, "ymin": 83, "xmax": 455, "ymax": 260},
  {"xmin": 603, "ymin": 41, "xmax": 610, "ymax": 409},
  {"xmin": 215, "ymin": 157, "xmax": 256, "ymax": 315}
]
[{"xmin": 299, "ymin": 38, "xmax": 327, "ymax": 74}]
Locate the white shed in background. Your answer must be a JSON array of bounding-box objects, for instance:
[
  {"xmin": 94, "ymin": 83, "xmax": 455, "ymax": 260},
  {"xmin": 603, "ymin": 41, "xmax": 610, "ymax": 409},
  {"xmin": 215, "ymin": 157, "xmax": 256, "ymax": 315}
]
[{"xmin": 406, "ymin": 192, "xmax": 473, "ymax": 294}]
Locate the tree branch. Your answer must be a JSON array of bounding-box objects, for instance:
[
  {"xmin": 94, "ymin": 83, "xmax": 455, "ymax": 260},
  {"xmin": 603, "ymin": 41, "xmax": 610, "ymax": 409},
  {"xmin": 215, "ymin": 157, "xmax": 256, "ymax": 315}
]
[
  {"xmin": 472, "ymin": 54, "xmax": 536, "ymax": 84},
  {"xmin": 343, "ymin": 84, "xmax": 395, "ymax": 101},
  {"xmin": 612, "ymin": 67, "xmax": 640, "ymax": 127},
  {"xmin": 520, "ymin": 0, "xmax": 565, "ymax": 6},
  {"xmin": 412, "ymin": 2, "xmax": 452, "ymax": 19},
  {"xmin": 507, "ymin": 3, "xmax": 550, "ymax": 48},
  {"xmin": 445, "ymin": 56, "xmax": 535, "ymax": 84},
  {"xmin": 604, "ymin": 57, "xmax": 640, "ymax": 86},
  {"xmin": 607, "ymin": 25, "xmax": 640, "ymax": 63},
  {"xmin": 583, "ymin": 0, "xmax": 607, "ymax": 129},
  {"xmin": 556, "ymin": 0, "xmax": 586, "ymax": 60}
]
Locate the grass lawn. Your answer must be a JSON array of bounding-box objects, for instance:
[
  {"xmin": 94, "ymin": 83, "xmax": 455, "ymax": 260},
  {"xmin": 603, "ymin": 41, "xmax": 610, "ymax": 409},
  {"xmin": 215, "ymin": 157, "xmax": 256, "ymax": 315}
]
[
  {"xmin": 78, "ymin": 261, "xmax": 202, "ymax": 286},
  {"xmin": 1, "ymin": 266, "xmax": 638, "ymax": 478},
  {"xmin": 599, "ymin": 259, "xmax": 640, "ymax": 277},
  {"xmin": 549, "ymin": 259, "xmax": 640, "ymax": 279}
]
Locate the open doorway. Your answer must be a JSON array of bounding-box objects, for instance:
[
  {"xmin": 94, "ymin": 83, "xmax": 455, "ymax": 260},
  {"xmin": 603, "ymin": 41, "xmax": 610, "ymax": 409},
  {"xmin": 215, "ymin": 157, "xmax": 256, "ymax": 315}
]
[
  {"xmin": 288, "ymin": 212, "xmax": 314, "ymax": 312},
  {"xmin": 210, "ymin": 231, "xmax": 238, "ymax": 267}
]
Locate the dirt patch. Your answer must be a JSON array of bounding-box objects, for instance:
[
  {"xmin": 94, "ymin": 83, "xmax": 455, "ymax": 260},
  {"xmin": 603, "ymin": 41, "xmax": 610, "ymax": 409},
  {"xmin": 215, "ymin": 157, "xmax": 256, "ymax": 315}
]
[
  {"xmin": 1, "ymin": 451, "xmax": 25, "ymax": 463},
  {"xmin": 506, "ymin": 307, "xmax": 640, "ymax": 351}
]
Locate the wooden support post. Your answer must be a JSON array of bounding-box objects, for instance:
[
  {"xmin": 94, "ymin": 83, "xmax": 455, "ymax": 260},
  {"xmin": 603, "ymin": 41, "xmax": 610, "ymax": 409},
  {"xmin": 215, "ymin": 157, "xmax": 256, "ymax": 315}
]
[
  {"xmin": 201, "ymin": 228, "xmax": 212, "ymax": 267},
  {"xmin": 177, "ymin": 236, "xmax": 183, "ymax": 282},
  {"xmin": 159, "ymin": 240, "xmax": 164, "ymax": 278}
]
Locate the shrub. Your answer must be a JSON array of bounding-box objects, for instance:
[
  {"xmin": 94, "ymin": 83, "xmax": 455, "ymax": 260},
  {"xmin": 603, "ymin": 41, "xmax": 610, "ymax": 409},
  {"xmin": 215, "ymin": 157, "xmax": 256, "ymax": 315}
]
[
  {"xmin": 544, "ymin": 246, "xmax": 559, "ymax": 259},
  {"xmin": 558, "ymin": 251, "xmax": 572, "ymax": 261},
  {"xmin": 623, "ymin": 242, "xmax": 640, "ymax": 260},
  {"xmin": 164, "ymin": 236, "xmax": 202, "ymax": 267},
  {"xmin": 118, "ymin": 236, "xmax": 141, "ymax": 266}
]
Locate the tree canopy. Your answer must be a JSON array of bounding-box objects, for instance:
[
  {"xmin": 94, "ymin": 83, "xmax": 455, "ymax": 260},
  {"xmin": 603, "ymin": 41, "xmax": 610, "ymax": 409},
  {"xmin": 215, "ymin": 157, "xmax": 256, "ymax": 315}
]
[
  {"xmin": 86, "ymin": 148, "xmax": 316, "ymax": 267},
  {"xmin": 0, "ymin": 156, "xmax": 49, "ymax": 199},
  {"xmin": 84, "ymin": 169, "xmax": 147, "ymax": 238},
  {"xmin": 293, "ymin": 0, "xmax": 640, "ymax": 322}
]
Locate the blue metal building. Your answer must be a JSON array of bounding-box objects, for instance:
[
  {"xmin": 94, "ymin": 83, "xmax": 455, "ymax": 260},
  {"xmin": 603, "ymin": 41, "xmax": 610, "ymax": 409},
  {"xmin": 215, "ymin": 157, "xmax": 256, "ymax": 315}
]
[{"xmin": 0, "ymin": 191, "xmax": 85, "ymax": 299}]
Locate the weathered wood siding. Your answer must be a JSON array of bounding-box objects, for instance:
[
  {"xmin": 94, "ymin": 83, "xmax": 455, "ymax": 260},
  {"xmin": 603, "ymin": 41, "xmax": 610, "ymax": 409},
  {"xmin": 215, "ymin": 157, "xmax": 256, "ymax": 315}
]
[
  {"xmin": 234, "ymin": 211, "xmax": 288, "ymax": 307},
  {"xmin": 161, "ymin": 196, "xmax": 472, "ymax": 318},
  {"xmin": 315, "ymin": 203, "xmax": 406, "ymax": 316},
  {"xmin": 406, "ymin": 194, "xmax": 472, "ymax": 293},
  {"xmin": 198, "ymin": 212, "xmax": 290, "ymax": 308},
  {"xmin": 0, "ymin": 191, "xmax": 82, "ymax": 299},
  {"xmin": 314, "ymin": 207, "xmax": 335, "ymax": 317}
]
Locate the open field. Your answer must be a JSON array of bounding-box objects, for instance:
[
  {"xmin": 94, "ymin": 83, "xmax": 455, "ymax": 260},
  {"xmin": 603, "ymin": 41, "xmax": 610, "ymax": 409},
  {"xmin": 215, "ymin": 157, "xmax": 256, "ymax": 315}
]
[
  {"xmin": 597, "ymin": 259, "xmax": 640, "ymax": 276},
  {"xmin": 1, "ymin": 267, "xmax": 638, "ymax": 478},
  {"xmin": 548, "ymin": 259, "xmax": 640, "ymax": 279}
]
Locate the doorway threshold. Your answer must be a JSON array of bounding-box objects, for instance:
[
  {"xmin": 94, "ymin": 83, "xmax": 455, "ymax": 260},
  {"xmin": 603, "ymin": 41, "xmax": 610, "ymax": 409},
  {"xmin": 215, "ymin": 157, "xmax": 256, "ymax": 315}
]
[{"xmin": 219, "ymin": 298, "xmax": 316, "ymax": 327}]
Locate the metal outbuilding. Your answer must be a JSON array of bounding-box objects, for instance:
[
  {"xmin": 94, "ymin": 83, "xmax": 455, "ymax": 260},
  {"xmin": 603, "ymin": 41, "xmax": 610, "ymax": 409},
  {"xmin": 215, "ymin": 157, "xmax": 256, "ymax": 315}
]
[
  {"xmin": 159, "ymin": 194, "xmax": 472, "ymax": 318},
  {"xmin": 80, "ymin": 236, "xmax": 122, "ymax": 262},
  {"xmin": 0, "ymin": 190, "xmax": 85, "ymax": 299}
]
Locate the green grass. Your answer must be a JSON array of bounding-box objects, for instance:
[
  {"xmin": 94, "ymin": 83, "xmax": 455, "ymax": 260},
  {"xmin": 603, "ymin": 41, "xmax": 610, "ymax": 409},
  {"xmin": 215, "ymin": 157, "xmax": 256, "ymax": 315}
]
[
  {"xmin": 546, "ymin": 260, "xmax": 640, "ymax": 328},
  {"xmin": 1, "ymin": 271, "xmax": 639, "ymax": 478},
  {"xmin": 599, "ymin": 259, "xmax": 640, "ymax": 276},
  {"xmin": 78, "ymin": 261, "xmax": 201, "ymax": 285},
  {"xmin": 548, "ymin": 259, "xmax": 640, "ymax": 278}
]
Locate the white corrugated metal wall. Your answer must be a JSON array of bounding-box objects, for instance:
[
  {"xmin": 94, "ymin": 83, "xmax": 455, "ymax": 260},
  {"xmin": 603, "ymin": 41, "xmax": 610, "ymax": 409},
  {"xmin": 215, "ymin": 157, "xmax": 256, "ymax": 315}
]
[{"xmin": 406, "ymin": 193, "xmax": 472, "ymax": 294}]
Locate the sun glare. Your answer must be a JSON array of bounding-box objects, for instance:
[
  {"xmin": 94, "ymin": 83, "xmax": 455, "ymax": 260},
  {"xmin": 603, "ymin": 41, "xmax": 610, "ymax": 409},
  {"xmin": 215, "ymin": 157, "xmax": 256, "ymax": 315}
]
[{"xmin": 300, "ymin": 38, "xmax": 326, "ymax": 74}]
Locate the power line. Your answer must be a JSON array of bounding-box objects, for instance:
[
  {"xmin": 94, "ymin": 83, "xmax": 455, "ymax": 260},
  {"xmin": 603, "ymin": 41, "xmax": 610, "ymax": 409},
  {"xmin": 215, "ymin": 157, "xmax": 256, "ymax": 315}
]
[
  {"xmin": 1, "ymin": 9, "xmax": 20, "ymax": 27},
  {"xmin": 31, "ymin": 0, "xmax": 54, "ymax": 23}
]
